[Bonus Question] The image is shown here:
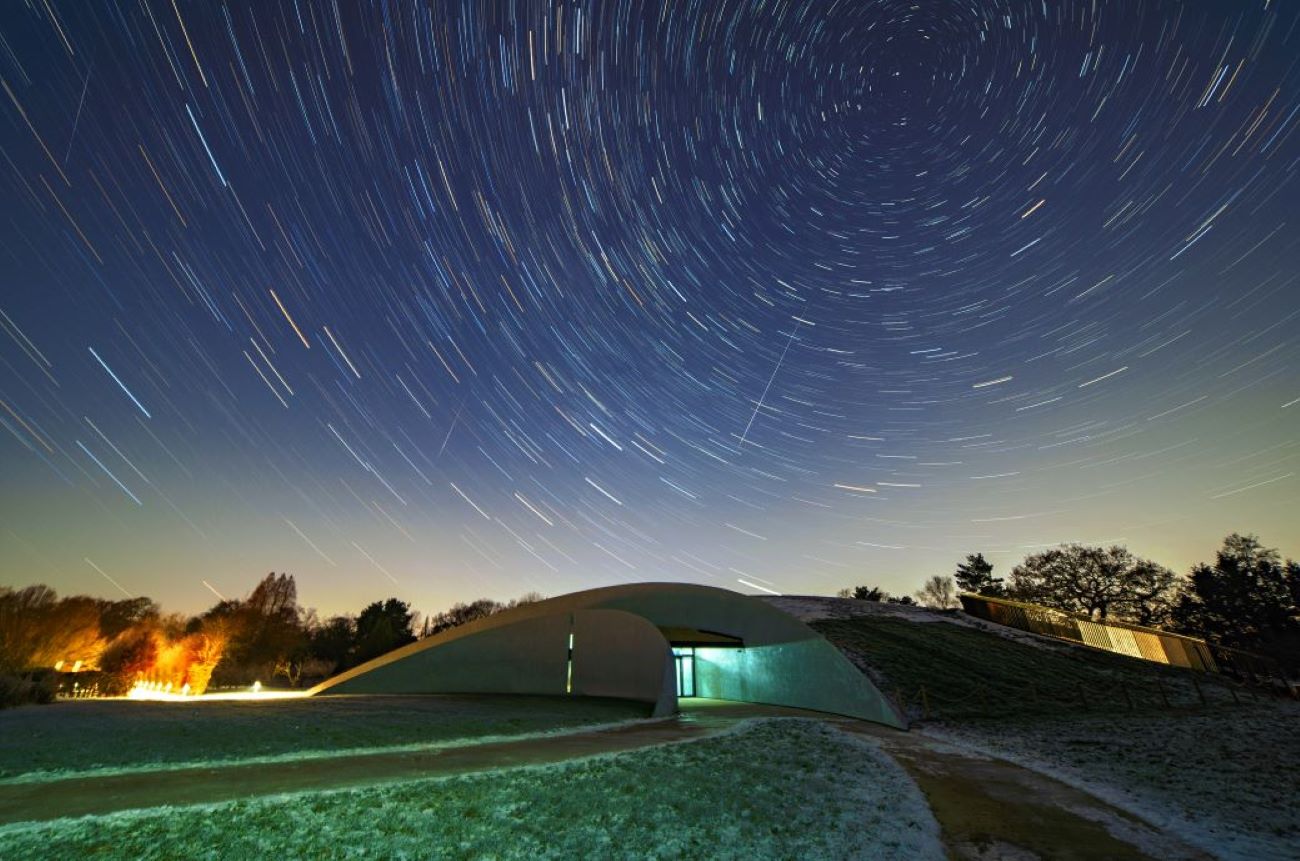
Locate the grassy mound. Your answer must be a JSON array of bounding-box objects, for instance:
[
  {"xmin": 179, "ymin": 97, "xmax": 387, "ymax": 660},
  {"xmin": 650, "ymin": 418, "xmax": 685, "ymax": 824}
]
[
  {"xmin": 814, "ymin": 615, "xmax": 1258, "ymax": 722},
  {"xmin": 815, "ymin": 608, "xmax": 1300, "ymax": 858}
]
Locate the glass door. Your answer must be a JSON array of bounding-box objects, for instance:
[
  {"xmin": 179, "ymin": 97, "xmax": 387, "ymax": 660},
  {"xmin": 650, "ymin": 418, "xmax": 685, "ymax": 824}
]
[{"xmin": 672, "ymin": 647, "xmax": 695, "ymax": 697}]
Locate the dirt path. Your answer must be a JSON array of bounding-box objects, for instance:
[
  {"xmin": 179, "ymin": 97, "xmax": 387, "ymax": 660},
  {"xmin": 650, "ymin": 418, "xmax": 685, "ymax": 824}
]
[
  {"xmin": 684, "ymin": 702, "xmax": 1214, "ymax": 860},
  {"xmin": 840, "ymin": 722, "xmax": 1214, "ymax": 861},
  {"xmin": 0, "ymin": 717, "xmax": 714, "ymax": 825}
]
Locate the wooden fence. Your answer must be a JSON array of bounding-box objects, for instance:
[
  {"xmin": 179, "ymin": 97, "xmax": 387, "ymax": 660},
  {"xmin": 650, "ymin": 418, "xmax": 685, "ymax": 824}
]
[{"xmin": 958, "ymin": 594, "xmax": 1282, "ymax": 684}]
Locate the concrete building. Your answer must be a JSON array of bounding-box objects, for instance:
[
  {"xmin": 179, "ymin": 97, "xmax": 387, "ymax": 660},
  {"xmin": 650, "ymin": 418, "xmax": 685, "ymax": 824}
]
[{"xmin": 309, "ymin": 582, "xmax": 904, "ymax": 728}]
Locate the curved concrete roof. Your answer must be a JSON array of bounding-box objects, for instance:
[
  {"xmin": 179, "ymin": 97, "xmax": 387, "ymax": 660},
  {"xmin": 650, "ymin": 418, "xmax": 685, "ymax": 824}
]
[
  {"xmin": 462, "ymin": 581, "xmax": 827, "ymax": 645},
  {"xmin": 310, "ymin": 582, "xmax": 816, "ymax": 696},
  {"xmin": 309, "ymin": 582, "xmax": 905, "ymax": 728}
]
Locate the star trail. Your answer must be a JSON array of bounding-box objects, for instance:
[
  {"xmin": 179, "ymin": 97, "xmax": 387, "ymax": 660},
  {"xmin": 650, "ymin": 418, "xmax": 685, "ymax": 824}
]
[{"xmin": 1, "ymin": 1, "xmax": 1297, "ymax": 615}]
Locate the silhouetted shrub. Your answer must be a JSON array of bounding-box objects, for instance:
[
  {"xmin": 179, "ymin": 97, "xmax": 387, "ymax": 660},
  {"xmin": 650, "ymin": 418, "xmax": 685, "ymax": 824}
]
[{"xmin": 0, "ymin": 672, "xmax": 57, "ymax": 709}]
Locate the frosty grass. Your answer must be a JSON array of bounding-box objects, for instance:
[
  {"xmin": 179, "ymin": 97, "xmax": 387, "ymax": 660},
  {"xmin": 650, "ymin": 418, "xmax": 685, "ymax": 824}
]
[
  {"xmin": 0, "ymin": 719, "xmax": 943, "ymax": 860},
  {"xmin": 0, "ymin": 694, "xmax": 648, "ymax": 781},
  {"xmin": 925, "ymin": 701, "xmax": 1300, "ymax": 861}
]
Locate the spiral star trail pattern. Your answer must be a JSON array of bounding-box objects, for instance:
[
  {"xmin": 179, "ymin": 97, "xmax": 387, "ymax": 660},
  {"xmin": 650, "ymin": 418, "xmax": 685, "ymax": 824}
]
[{"xmin": 1, "ymin": 1, "xmax": 1297, "ymax": 614}]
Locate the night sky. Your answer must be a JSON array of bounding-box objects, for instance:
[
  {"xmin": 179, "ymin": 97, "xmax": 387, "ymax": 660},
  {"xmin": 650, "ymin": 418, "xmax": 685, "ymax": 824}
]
[{"xmin": 1, "ymin": 1, "xmax": 1297, "ymax": 617}]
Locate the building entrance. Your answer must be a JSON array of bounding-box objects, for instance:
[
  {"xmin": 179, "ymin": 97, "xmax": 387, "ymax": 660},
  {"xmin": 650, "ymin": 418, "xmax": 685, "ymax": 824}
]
[{"xmin": 672, "ymin": 646, "xmax": 695, "ymax": 697}]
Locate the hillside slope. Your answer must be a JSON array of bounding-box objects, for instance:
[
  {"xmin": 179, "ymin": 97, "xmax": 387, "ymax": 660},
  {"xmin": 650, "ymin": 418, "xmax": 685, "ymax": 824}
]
[
  {"xmin": 766, "ymin": 596, "xmax": 1300, "ymax": 860},
  {"xmin": 766, "ymin": 595, "xmax": 1257, "ymax": 721}
]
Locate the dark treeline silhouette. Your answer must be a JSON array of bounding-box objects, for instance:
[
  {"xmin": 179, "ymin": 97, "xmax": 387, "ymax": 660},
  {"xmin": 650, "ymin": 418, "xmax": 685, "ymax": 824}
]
[
  {"xmin": 420, "ymin": 592, "xmax": 545, "ymax": 638},
  {"xmin": 0, "ymin": 576, "xmax": 544, "ymax": 707},
  {"xmin": 954, "ymin": 553, "xmax": 1002, "ymax": 597},
  {"xmin": 835, "ymin": 585, "xmax": 916, "ymax": 606},
  {"xmin": 840, "ymin": 533, "xmax": 1298, "ymax": 672},
  {"xmin": 1170, "ymin": 534, "xmax": 1300, "ymax": 670}
]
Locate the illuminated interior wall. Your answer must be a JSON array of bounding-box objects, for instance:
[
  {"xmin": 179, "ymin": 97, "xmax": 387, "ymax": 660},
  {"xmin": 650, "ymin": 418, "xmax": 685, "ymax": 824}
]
[{"xmin": 693, "ymin": 640, "xmax": 905, "ymax": 728}]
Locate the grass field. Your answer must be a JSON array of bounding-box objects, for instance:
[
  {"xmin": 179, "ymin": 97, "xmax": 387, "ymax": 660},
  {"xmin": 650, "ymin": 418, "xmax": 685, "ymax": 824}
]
[
  {"xmin": 813, "ymin": 614, "xmax": 1253, "ymax": 722},
  {"xmin": 0, "ymin": 720, "xmax": 943, "ymax": 861},
  {"xmin": 0, "ymin": 694, "xmax": 650, "ymax": 780}
]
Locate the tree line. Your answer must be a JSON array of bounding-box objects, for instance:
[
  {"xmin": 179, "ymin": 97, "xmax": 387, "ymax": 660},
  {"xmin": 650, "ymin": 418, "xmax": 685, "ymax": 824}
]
[
  {"xmin": 0, "ymin": 575, "xmax": 542, "ymax": 707},
  {"xmin": 5, "ymin": 531, "xmax": 1294, "ymax": 706},
  {"xmin": 839, "ymin": 533, "xmax": 1300, "ymax": 672}
]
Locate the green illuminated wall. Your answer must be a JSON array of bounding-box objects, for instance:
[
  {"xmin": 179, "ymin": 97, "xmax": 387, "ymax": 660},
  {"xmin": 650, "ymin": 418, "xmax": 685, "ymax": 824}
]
[{"xmin": 694, "ymin": 640, "xmax": 903, "ymax": 728}]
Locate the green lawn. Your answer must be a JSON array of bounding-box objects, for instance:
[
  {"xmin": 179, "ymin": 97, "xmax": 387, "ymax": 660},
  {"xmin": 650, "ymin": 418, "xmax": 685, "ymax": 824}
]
[
  {"xmin": 0, "ymin": 720, "xmax": 943, "ymax": 861},
  {"xmin": 814, "ymin": 615, "xmax": 1260, "ymax": 722},
  {"xmin": 0, "ymin": 694, "xmax": 650, "ymax": 780}
]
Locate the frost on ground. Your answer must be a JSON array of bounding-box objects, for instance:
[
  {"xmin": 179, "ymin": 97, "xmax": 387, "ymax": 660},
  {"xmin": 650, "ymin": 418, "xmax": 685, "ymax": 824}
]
[
  {"xmin": 924, "ymin": 701, "xmax": 1300, "ymax": 861},
  {"xmin": 765, "ymin": 595, "xmax": 1078, "ymax": 652},
  {"xmin": 0, "ymin": 694, "xmax": 648, "ymax": 780},
  {"xmin": 0, "ymin": 719, "xmax": 943, "ymax": 861}
]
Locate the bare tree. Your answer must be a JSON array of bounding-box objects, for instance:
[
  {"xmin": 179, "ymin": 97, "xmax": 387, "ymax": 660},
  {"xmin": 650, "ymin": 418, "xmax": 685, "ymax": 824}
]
[
  {"xmin": 0, "ymin": 586, "xmax": 107, "ymax": 673},
  {"xmin": 246, "ymin": 572, "xmax": 298, "ymax": 620},
  {"xmin": 507, "ymin": 592, "xmax": 546, "ymax": 608},
  {"xmin": 1008, "ymin": 544, "xmax": 1177, "ymax": 623},
  {"xmin": 204, "ymin": 573, "xmax": 307, "ymax": 685},
  {"xmin": 272, "ymin": 657, "xmax": 303, "ymax": 687},
  {"xmin": 916, "ymin": 576, "xmax": 959, "ymax": 609},
  {"xmin": 425, "ymin": 598, "xmax": 503, "ymax": 636},
  {"xmin": 182, "ymin": 621, "xmax": 232, "ymax": 694}
]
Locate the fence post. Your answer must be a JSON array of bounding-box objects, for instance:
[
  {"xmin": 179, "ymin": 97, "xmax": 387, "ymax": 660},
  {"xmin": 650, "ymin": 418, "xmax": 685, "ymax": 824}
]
[
  {"xmin": 1191, "ymin": 674, "xmax": 1206, "ymax": 706},
  {"xmin": 920, "ymin": 685, "xmax": 931, "ymax": 720}
]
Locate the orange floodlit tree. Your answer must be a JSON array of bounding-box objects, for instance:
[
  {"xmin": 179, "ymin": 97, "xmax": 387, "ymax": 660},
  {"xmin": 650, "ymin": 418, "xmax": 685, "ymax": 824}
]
[{"xmin": 0, "ymin": 586, "xmax": 108, "ymax": 674}]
